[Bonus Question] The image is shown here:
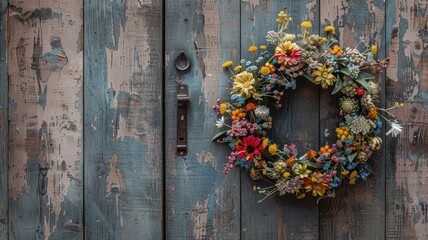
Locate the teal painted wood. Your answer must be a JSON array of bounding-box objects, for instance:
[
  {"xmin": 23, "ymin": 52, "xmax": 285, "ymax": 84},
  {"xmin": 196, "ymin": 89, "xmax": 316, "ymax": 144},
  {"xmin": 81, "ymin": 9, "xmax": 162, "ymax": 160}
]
[
  {"xmin": 385, "ymin": 1, "xmax": 428, "ymax": 239},
  {"xmin": 8, "ymin": 1, "xmax": 84, "ymax": 239},
  {"xmin": 165, "ymin": 0, "xmax": 241, "ymax": 239},
  {"xmin": 84, "ymin": 0, "xmax": 163, "ymax": 239},
  {"xmin": 0, "ymin": 0, "xmax": 8, "ymax": 238},
  {"xmin": 318, "ymin": 1, "xmax": 387, "ymax": 239},
  {"xmin": 240, "ymin": 1, "xmax": 320, "ymax": 239}
]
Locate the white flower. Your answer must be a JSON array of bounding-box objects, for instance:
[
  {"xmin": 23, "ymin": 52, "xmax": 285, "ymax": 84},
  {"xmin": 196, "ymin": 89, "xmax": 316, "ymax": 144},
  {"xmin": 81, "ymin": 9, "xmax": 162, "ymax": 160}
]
[
  {"xmin": 215, "ymin": 116, "xmax": 225, "ymax": 128},
  {"xmin": 386, "ymin": 121, "xmax": 403, "ymax": 137},
  {"xmin": 255, "ymin": 105, "xmax": 270, "ymax": 119}
]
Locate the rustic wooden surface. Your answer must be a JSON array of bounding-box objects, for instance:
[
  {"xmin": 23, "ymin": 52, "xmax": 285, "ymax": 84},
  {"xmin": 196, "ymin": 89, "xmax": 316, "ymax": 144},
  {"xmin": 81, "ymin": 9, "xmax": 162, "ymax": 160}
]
[
  {"xmin": 319, "ymin": 1, "xmax": 387, "ymax": 239},
  {"xmin": 240, "ymin": 1, "xmax": 320, "ymax": 239},
  {"xmin": 0, "ymin": 0, "xmax": 7, "ymax": 238},
  {"xmin": 84, "ymin": 0, "xmax": 163, "ymax": 239},
  {"xmin": 1, "ymin": 0, "xmax": 427, "ymax": 239},
  {"xmin": 385, "ymin": 0, "xmax": 428, "ymax": 239},
  {"xmin": 7, "ymin": 0, "xmax": 83, "ymax": 239},
  {"xmin": 165, "ymin": 0, "xmax": 241, "ymax": 239}
]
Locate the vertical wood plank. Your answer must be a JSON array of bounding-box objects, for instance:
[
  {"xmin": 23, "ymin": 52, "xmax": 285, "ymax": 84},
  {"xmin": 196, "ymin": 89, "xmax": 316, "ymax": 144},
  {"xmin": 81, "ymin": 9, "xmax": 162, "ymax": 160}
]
[
  {"xmin": 165, "ymin": 0, "xmax": 241, "ymax": 239},
  {"xmin": 385, "ymin": 1, "xmax": 428, "ymax": 239},
  {"xmin": 0, "ymin": 0, "xmax": 8, "ymax": 238},
  {"xmin": 84, "ymin": 0, "xmax": 163, "ymax": 239},
  {"xmin": 319, "ymin": 1, "xmax": 386, "ymax": 239},
  {"xmin": 240, "ymin": 1, "xmax": 320, "ymax": 239},
  {"xmin": 7, "ymin": 0, "xmax": 83, "ymax": 239}
]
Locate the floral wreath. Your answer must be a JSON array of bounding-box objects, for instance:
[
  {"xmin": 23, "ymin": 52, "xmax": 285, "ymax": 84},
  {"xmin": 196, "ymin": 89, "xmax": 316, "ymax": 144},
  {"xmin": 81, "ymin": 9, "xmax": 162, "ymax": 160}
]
[{"xmin": 213, "ymin": 10, "xmax": 403, "ymax": 202}]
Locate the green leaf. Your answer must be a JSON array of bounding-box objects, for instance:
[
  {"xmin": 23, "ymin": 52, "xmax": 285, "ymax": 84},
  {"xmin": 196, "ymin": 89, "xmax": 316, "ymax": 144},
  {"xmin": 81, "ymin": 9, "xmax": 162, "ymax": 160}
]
[
  {"xmin": 211, "ymin": 130, "xmax": 228, "ymax": 142},
  {"xmin": 340, "ymin": 68, "xmax": 350, "ymax": 76},
  {"xmin": 331, "ymin": 74, "xmax": 343, "ymax": 95},
  {"xmin": 357, "ymin": 72, "xmax": 375, "ymax": 81},
  {"xmin": 347, "ymin": 151, "xmax": 358, "ymax": 163},
  {"xmin": 303, "ymin": 73, "xmax": 315, "ymax": 83}
]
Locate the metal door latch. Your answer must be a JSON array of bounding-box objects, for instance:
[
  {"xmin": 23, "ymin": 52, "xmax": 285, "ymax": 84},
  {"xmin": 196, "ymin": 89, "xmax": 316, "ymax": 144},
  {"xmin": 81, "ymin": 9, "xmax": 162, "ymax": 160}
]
[{"xmin": 177, "ymin": 84, "xmax": 189, "ymax": 156}]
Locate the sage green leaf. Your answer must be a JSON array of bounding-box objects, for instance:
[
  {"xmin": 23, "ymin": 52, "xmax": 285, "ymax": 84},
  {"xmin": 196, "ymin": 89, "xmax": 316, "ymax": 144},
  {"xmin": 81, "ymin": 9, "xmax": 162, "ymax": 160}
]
[
  {"xmin": 331, "ymin": 74, "xmax": 343, "ymax": 95},
  {"xmin": 347, "ymin": 151, "xmax": 358, "ymax": 163},
  {"xmin": 340, "ymin": 68, "xmax": 350, "ymax": 76},
  {"xmin": 212, "ymin": 130, "xmax": 228, "ymax": 142}
]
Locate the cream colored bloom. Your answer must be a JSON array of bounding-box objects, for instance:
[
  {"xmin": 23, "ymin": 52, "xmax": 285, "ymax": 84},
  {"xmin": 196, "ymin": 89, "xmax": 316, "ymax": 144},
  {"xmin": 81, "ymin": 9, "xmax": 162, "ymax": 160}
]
[
  {"xmin": 231, "ymin": 71, "xmax": 257, "ymax": 99},
  {"xmin": 314, "ymin": 64, "xmax": 337, "ymax": 89}
]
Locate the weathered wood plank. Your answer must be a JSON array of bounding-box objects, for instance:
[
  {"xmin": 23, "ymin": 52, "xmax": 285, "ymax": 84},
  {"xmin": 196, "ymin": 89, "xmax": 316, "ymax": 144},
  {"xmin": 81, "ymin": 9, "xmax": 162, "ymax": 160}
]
[
  {"xmin": 385, "ymin": 1, "xmax": 428, "ymax": 239},
  {"xmin": 7, "ymin": 0, "xmax": 83, "ymax": 239},
  {"xmin": 165, "ymin": 0, "xmax": 241, "ymax": 239},
  {"xmin": 240, "ymin": 1, "xmax": 320, "ymax": 239},
  {"xmin": 83, "ymin": 0, "xmax": 163, "ymax": 239},
  {"xmin": 0, "ymin": 0, "xmax": 8, "ymax": 238},
  {"xmin": 319, "ymin": 1, "xmax": 387, "ymax": 239}
]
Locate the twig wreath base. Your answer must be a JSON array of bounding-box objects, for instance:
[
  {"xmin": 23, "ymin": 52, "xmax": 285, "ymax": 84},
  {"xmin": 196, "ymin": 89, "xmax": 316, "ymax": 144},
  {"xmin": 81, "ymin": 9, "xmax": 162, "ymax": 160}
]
[{"xmin": 212, "ymin": 10, "xmax": 402, "ymax": 202}]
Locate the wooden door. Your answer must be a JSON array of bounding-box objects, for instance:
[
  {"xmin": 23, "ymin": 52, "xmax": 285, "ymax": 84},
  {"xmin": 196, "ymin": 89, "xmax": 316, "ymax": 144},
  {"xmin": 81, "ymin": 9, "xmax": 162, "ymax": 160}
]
[{"xmin": 1, "ymin": 0, "xmax": 427, "ymax": 239}]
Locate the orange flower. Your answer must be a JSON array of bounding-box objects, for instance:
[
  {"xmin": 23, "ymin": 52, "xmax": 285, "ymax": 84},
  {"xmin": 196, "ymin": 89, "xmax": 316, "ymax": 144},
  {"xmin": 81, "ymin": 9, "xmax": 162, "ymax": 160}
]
[
  {"xmin": 286, "ymin": 157, "xmax": 295, "ymax": 167},
  {"xmin": 231, "ymin": 108, "xmax": 246, "ymax": 121},
  {"xmin": 246, "ymin": 102, "xmax": 257, "ymax": 111},
  {"xmin": 331, "ymin": 45, "xmax": 343, "ymax": 57},
  {"xmin": 368, "ymin": 108, "xmax": 378, "ymax": 120},
  {"xmin": 305, "ymin": 150, "xmax": 316, "ymax": 159},
  {"xmin": 319, "ymin": 145, "xmax": 332, "ymax": 155}
]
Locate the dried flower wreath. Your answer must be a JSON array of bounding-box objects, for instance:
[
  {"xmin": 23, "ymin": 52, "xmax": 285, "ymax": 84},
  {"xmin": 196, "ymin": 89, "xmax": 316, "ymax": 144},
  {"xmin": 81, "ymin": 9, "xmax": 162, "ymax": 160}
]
[{"xmin": 213, "ymin": 10, "xmax": 403, "ymax": 202}]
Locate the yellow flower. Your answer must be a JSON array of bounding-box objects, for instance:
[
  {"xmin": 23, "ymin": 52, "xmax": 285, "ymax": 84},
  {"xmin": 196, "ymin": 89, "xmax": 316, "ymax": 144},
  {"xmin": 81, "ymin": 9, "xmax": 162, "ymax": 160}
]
[
  {"xmin": 262, "ymin": 138, "xmax": 269, "ymax": 148},
  {"xmin": 222, "ymin": 60, "xmax": 233, "ymax": 68},
  {"xmin": 342, "ymin": 170, "xmax": 350, "ymax": 176},
  {"xmin": 322, "ymin": 37, "xmax": 328, "ymax": 42},
  {"xmin": 260, "ymin": 66, "xmax": 271, "ymax": 76},
  {"xmin": 262, "ymin": 169, "xmax": 267, "ymax": 175},
  {"xmin": 350, "ymin": 170, "xmax": 358, "ymax": 179},
  {"xmin": 313, "ymin": 64, "xmax": 337, "ymax": 89},
  {"xmin": 293, "ymin": 163, "xmax": 311, "ymax": 179},
  {"xmin": 248, "ymin": 45, "xmax": 258, "ymax": 52},
  {"xmin": 324, "ymin": 25, "xmax": 336, "ymax": 34},
  {"xmin": 231, "ymin": 71, "xmax": 257, "ymax": 99},
  {"xmin": 250, "ymin": 167, "xmax": 255, "ymax": 176},
  {"xmin": 283, "ymin": 171, "xmax": 290, "ymax": 177},
  {"xmin": 219, "ymin": 103, "xmax": 227, "ymax": 115},
  {"xmin": 268, "ymin": 144, "xmax": 278, "ymax": 155},
  {"xmin": 260, "ymin": 45, "xmax": 267, "ymax": 50},
  {"xmin": 297, "ymin": 193, "xmax": 306, "ymax": 199},
  {"xmin": 371, "ymin": 44, "xmax": 378, "ymax": 54},
  {"xmin": 304, "ymin": 172, "xmax": 331, "ymax": 197},
  {"xmin": 234, "ymin": 65, "xmax": 242, "ymax": 71},
  {"xmin": 349, "ymin": 178, "xmax": 356, "ymax": 185},
  {"xmin": 301, "ymin": 21, "xmax": 312, "ymax": 28}
]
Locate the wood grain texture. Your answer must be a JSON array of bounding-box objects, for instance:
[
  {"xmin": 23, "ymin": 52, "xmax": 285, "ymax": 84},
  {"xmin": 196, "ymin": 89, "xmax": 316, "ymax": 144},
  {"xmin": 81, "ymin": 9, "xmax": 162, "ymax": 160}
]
[
  {"xmin": 7, "ymin": 0, "xmax": 83, "ymax": 239},
  {"xmin": 83, "ymin": 0, "xmax": 163, "ymax": 239},
  {"xmin": 165, "ymin": 0, "xmax": 240, "ymax": 239},
  {"xmin": 319, "ymin": 1, "xmax": 387, "ymax": 239},
  {"xmin": 0, "ymin": 0, "xmax": 8, "ymax": 238},
  {"xmin": 385, "ymin": 1, "xmax": 428, "ymax": 239},
  {"xmin": 240, "ymin": 1, "xmax": 320, "ymax": 239}
]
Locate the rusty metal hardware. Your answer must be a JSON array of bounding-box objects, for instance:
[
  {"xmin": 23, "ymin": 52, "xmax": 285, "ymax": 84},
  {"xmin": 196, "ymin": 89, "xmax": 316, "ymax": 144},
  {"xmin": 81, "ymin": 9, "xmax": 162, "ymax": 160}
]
[
  {"xmin": 174, "ymin": 52, "xmax": 191, "ymax": 71},
  {"xmin": 177, "ymin": 84, "xmax": 190, "ymax": 156},
  {"xmin": 38, "ymin": 161, "xmax": 49, "ymax": 195}
]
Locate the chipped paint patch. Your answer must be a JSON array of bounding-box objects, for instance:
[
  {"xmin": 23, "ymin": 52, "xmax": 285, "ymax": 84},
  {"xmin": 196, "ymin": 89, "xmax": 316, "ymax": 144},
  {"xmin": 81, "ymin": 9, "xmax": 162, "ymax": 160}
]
[
  {"xmin": 195, "ymin": 0, "xmax": 221, "ymax": 111},
  {"xmin": 196, "ymin": 150, "xmax": 217, "ymax": 170},
  {"xmin": 192, "ymin": 198, "xmax": 209, "ymax": 240},
  {"xmin": 242, "ymin": 0, "xmax": 260, "ymax": 9},
  {"xmin": 106, "ymin": 153, "xmax": 126, "ymax": 227},
  {"xmin": 392, "ymin": 103, "xmax": 428, "ymax": 238}
]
